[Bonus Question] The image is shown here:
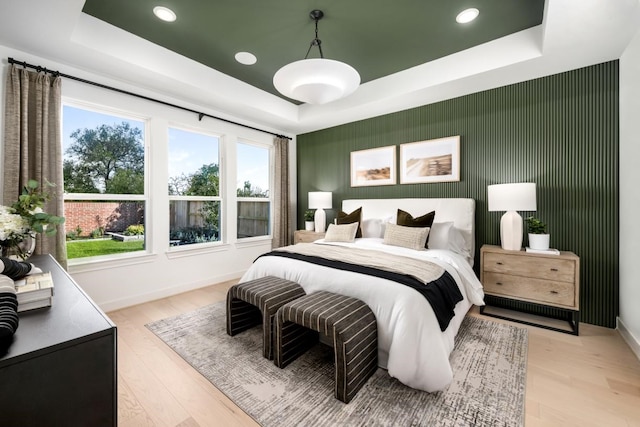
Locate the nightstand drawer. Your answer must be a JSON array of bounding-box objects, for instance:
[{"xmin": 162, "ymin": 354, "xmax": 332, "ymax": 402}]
[
  {"xmin": 483, "ymin": 252, "xmax": 575, "ymax": 283},
  {"xmin": 483, "ymin": 272, "xmax": 576, "ymax": 308},
  {"xmin": 294, "ymin": 230, "xmax": 325, "ymax": 244}
]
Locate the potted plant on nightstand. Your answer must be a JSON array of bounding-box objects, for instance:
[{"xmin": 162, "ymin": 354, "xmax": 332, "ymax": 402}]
[
  {"xmin": 304, "ymin": 210, "xmax": 315, "ymax": 231},
  {"xmin": 526, "ymin": 216, "xmax": 550, "ymax": 250}
]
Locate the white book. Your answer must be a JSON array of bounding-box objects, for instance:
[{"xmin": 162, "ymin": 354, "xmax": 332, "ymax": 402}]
[
  {"xmin": 14, "ymin": 271, "xmax": 55, "ymax": 304},
  {"xmin": 525, "ymin": 247, "xmax": 560, "ymax": 255},
  {"xmin": 17, "ymin": 296, "xmax": 52, "ymax": 312}
]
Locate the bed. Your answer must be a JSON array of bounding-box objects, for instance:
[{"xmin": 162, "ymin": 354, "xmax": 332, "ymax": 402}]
[{"xmin": 239, "ymin": 198, "xmax": 485, "ymax": 392}]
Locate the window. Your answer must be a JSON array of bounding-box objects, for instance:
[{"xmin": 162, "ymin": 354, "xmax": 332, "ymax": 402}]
[
  {"xmin": 62, "ymin": 104, "xmax": 147, "ymax": 260},
  {"xmin": 168, "ymin": 127, "xmax": 221, "ymax": 247},
  {"xmin": 237, "ymin": 141, "xmax": 271, "ymax": 239}
]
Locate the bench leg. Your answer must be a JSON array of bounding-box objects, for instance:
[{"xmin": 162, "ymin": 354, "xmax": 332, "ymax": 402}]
[
  {"xmin": 274, "ymin": 317, "xmax": 318, "ymax": 369},
  {"xmin": 226, "ymin": 295, "xmax": 261, "ymax": 336},
  {"xmin": 334, "ymin": 327, "xmax": 378, "ymax": 403}
]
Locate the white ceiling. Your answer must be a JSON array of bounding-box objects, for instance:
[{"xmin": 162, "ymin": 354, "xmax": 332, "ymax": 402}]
[{"xmin": 1, "ymin": 0, "xmax": 639, "ymax": 136}]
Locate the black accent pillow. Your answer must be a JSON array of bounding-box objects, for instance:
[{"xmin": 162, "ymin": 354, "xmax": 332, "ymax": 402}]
[
  {"xmin": 0, "ymin": 257, "xmax": 32, "ymax": 281},
  {"xmin": 396, "ymin": 209, "xmax": 436, "ymax": 248},
  {"xmin": 336, "ymin": 207, "xmax": 363, "ymax": 238}
]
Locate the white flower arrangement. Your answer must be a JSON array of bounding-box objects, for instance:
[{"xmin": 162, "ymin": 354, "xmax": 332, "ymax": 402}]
[{"xmin": 0, "ymin": 205, "xmax": 30, "ymax": 243}]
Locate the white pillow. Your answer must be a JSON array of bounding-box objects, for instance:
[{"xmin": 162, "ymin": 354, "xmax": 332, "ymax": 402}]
[
  {"xmin": 361, "ymin": 216, "xmax": 393, "ymax": 238},
  {"xmin": 361, "ymin": 218, "xmax": 381, "ymax": 238},
  {"xmin": 383, "ymin": 223, "xmax": 429, "ymax": 251},
  {"xmin": 324, "ymin": 222, "xmax": 359, "ymax": 243},
  {"xmin": 428, "ymin": 222, "xmax": 471, "ymax": 259},
  {"xmin": 448, "ymin": 226, "xmax": 470, "ymax": 258},
  {"xmin": 427, "ymin": 222, "xmax": 454, "ymax": 249}
]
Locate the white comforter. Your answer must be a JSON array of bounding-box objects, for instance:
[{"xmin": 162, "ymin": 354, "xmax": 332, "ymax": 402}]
[{"xmin": 239, "ymin": 238, "xmax": 485, "ymax": 392}]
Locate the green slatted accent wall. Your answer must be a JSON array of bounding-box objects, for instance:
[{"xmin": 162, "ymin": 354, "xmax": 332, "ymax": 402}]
[{"xmin": 296, "ymin": 61, "xmax": 619, "ymax": 328}]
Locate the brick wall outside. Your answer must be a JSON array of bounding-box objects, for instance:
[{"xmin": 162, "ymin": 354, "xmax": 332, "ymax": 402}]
[{"xmin": 64, "ymin": 201, "xmax": 144, "ymax": 237}]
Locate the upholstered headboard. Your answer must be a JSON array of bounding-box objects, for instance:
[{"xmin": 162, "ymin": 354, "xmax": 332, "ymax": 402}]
[{"xmin": 342, "ymin": 198, "xmax": 476, "ymax": 261}]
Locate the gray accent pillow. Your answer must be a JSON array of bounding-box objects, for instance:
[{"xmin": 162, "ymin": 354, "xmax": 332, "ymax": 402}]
[
  {"xmin": 324, "ymin": 223, "xmax": 359, "ymax": 243},
  {"xmin": 383, "ymin": 223, "xmax": 429, "ymax": 251}
]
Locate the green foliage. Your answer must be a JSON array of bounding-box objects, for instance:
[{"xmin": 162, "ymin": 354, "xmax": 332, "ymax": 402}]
[
  {"xmin": 167, "ymin": 164, "xmax": 217, "ymax": 196},
  {"xmin": 197, "ymin": 201, "xmax": 219, "ymax": 231},
  {"xmin": 169, "ymin": 226, "xmax": 219, "ymax": 246},
  {"xmin": 90, "ymin": 227, "xmax": 105, "ymax": 238},
  {"xmin": 168, "ymin": 173, "xmax": 190, "ymax": 196},
  {"xmin": 525, "ymin": 216, "xmax": 547, "ymax": 234},
  {"xmin": 66, "ymin": 226, "xmax": 83, "ymax": 241},
  {"xmin": 63, "ymin": 160, "xmax": 99, "ymax": 193},
  {"xmin": 185, "ymin": 163, "xmax": 219, "ymax": 196},
  {"xmin": 125, "ymin": 224, "xmax": 144, "ymax": 236},
  {"xmin": 237, "ymin": 180, "xmax": 268, "ymax": 197},
  {"xmin": 107, "ymin": 169, "xmax": 145, "ymax": 194},
  {"xmin": 66, "ymin": 239, "xmax": 144, "ymax": 259},
  {"xmin": 304, "ymin": 210, "xmax": 315, "ymax": 221},
  {"xmin": 65, "ymin": 122, "xmax": 144, "ymax": 194},
  {"xmin": 11, "ymin": 179, "xmax": 65, "ymax": 236}
]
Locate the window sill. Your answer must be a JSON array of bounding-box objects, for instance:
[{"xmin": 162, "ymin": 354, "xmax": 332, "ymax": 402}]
[
  {"xmin": 235, "ymin": 236, "xmax": 272, "ymax": 249},
  {"xmin": 166, "ymin": 241, "xmax": 230, "ymax": 259},
  {"xmin": 67, "ymin": 251, "xmax": 157, "ymax": 274}
]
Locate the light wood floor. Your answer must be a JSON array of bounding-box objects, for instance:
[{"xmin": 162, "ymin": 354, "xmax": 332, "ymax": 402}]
[{"xmin": 108, "ymin": 280, "xmax": 640, "ymax": 427}]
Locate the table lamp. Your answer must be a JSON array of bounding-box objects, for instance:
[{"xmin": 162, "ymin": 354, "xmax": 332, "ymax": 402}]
[
  {"xmin": 308, "ymin": 191, "xmax": 332, "ymax": 233},
  {"xmin": 488, "ymin": 183, "xmax": 536, "ymax": 251}
]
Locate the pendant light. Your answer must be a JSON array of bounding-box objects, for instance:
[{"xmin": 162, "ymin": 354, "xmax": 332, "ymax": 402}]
[{"xmin": 273, "ymin": 10, "xmax": 360, "ymax": 105}]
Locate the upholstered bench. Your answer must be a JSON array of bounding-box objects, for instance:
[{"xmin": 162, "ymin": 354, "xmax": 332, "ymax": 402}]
[
  {"xmin": 274, "ymin": 291, "xmax": 378, "ymax": 403},
  {"xmin": 226, "ymin": 276, "xmax": 306, "ymax": 360}
]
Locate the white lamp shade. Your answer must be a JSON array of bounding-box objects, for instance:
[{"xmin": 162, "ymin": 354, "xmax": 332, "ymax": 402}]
[
  {"xmin": 487, "ymin": 183, "xmax": 536, "ymax": 212},
  {"xmin": 308, "ymin": 191, "xmax": 332, "ymax": 209},
  {"xmin": 273, "ymin": 58, "xmax": 360, "ymax": 105}
]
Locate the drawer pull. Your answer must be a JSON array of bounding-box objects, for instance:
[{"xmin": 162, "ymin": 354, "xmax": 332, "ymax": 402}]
[
  {"xmin": 496, "ymin": 262, "xmax": 503, "ymax": 265},
  {"xmin": 550, "ymin": 268, "xmax": 558, "ymax": 272},
  {"xmin": 550, "ymin": 290, "xmax": 558, "ymax": 294},
  {"xmin": 495, "ymin": 282, "xmax": 503, "ymax": 286}
]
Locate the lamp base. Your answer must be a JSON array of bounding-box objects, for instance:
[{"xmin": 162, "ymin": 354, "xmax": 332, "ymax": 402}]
[
  {"xmin": 500, "ymin": 211, "xmax": 523, "ymax": 251},
  {"xmin": 314, "ymin": 208, "xmax": 326, "ymax": 233}
]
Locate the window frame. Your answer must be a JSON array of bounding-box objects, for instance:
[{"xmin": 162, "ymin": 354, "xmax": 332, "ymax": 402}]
[
  {"xmin": 62, "ymin": 100, "xmax": 150, "ymax": 264},
  {"xmin": 167, "ymin": 124, "xmax": 224, "ymax": 251},
  {"xmin": 236, "ymin": 139, "xmax": 273, "ymax": 242}
]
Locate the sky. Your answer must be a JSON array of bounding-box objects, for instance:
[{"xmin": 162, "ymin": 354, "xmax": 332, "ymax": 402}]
[{"xmin": 63, "ymin": 105, "xmax": 269, "ymax": 191}]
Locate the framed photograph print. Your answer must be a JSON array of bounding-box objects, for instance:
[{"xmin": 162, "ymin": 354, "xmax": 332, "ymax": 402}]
[
  {"xmin": 399, "ymin": 136, "xmax": 460, "ymax": 184},
  {"xmin": 350, "ymin": 146, "xmax": 397, "ymax": 187}
]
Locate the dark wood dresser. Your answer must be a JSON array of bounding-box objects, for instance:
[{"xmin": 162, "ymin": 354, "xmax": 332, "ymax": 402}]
[{"xmin": 0, "ymin": 254, "xmax": 117, "ymax": 426}]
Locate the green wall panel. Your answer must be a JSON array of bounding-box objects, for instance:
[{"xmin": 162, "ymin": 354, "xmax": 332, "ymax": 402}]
[{"xmin": 296, "ymin": 61, "xmax": 619, "ymax": 328}]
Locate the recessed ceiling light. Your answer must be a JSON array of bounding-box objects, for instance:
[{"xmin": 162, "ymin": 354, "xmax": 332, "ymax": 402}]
[
  {"xmin": 153, "ymin": 6, "xmax": 176, "ymax": 22},
  {"xmin": 456, "ymin": 8, "xmax": 479, "ymax": 24},
  {"xmin": 235, "ymin": 52, "xmax": 257, "ymax": 65}
]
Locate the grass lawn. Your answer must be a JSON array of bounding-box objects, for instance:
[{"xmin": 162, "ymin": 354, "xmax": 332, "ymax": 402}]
[{"xmin": 66, "ymin": 238, "xmax": 145, "ymax": 259}]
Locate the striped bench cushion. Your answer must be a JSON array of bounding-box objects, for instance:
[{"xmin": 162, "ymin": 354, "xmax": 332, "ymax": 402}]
[{"xmin": 274, "ymin": 291, "xmax": 378, "ymax": 403}]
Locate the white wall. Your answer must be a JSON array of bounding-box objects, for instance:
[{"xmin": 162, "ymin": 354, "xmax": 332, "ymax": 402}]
[
  {"xmin": 0, "ymin": 45, "xmax": 296, "ymax": 312},
  {"xmin": 619, "ymin": 24, "xmax": 640, "ymax": 357}
]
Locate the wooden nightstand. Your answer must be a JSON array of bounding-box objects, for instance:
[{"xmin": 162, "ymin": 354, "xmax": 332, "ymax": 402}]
[
  {"xmin": 480, "ymin": 244, "xmax": 580, "ymax": 335},
  {"xmin": 294, "ymin": 230, "xmax": 325, "ymax": 244}
]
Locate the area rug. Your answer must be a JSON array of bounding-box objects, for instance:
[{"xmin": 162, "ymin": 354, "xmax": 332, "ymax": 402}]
[{"xmin": 147, "ymin": 302, "xmax": 528, "ymax": 426}]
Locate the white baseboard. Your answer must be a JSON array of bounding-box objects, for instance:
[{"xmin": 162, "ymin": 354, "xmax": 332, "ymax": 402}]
[
  {"xmin": 99, "ymin": 270, "xmax": 245, "ymax": 313},
  {"xmin": 617, "ymin": 317, "xmax": 640, "ymax": 361}
]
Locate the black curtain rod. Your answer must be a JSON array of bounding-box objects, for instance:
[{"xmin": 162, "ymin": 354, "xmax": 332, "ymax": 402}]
[{"xmin": 7, "ymin": 57, "xmax": 292, "ymax": 140}]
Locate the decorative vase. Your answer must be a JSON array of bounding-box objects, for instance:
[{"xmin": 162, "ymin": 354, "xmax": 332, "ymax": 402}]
[
  {"xmin": 528, "ymin": 233, "xmax": 550, "ymax": 250},
  {"xmin": 0, "ymin": 233, "xmax": 36, "ymax": 260},
  {"xmin": 305, "ymin": 221, "xmax": 315, "ymax": 231}
]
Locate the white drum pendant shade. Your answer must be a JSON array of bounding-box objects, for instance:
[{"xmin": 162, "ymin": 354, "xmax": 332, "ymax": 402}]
[{"xmin": 273, "ymin": 58, "xmax": 360, "ymax": 105}]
